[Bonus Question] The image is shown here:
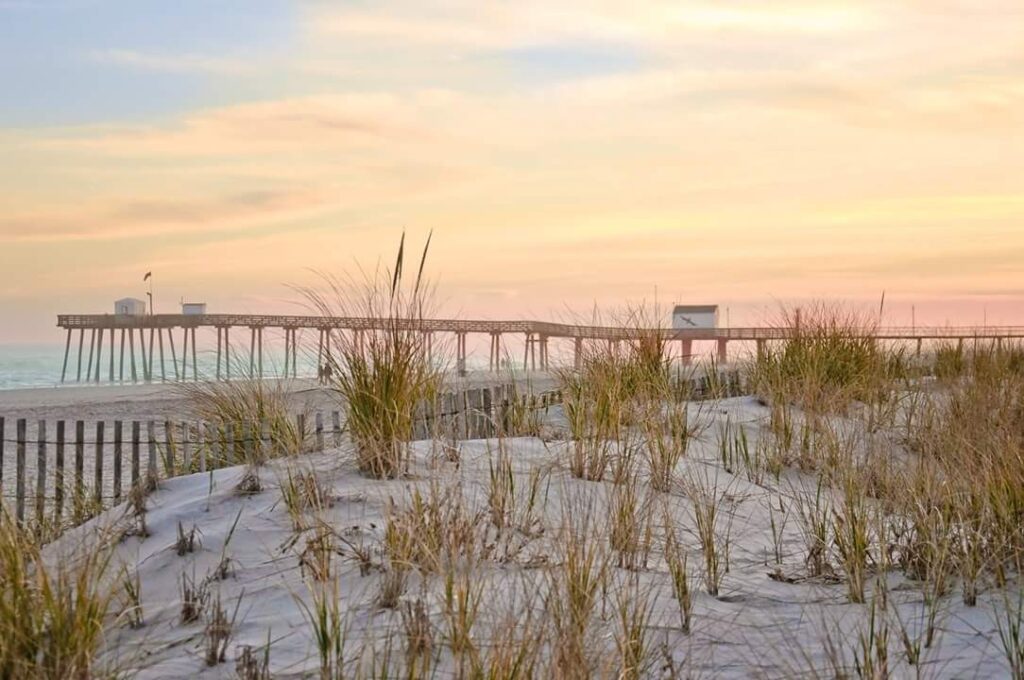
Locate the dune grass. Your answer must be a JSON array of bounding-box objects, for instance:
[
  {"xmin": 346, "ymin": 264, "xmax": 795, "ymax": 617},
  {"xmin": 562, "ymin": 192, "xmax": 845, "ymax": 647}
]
[
  {"xmin": 300, "ymin": 232, "xmax": 442, "ymax": 479},
  {"xmin": 53, "ymin": 289, "xmax": 1024, "ymax": 678},
  {"xmin": 179, "ymin": 376, "xmax": 307, "ymax": 467},
  {"xmin": 0, "ymin": 507, "xmax": 116, "ymax": 679}
]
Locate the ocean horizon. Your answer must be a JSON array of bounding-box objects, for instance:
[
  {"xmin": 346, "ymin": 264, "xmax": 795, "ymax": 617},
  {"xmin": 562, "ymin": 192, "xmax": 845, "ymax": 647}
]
[{"xmin": 0, "ymin": 342, "xmax": 323, "ymax": 390}]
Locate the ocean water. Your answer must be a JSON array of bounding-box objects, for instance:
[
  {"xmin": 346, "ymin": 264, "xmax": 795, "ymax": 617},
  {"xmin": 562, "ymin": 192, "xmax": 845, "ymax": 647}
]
[
  {"xmin": 0, "ymin": 345, "xmax": 64, "ymax": 390},
  {"xmin": 0, "ymin": 343, "xmax": 324, "ymax": 390},
  {"xmin": 0, "ymin": 339, "xmax": 517, "ymax": 391}
]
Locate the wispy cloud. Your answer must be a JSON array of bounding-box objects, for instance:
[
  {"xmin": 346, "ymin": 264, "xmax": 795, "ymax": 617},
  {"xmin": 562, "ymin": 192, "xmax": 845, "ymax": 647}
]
[
  {"xmin": 2, "ymin": 0, "xmax": 1024, "ymax": 338},
  {"xmin": 0, "ymin": 188, "xmax": 330, "ymax": 243},
  {"xmin": 88, "ymin": 48, "xmax": 260, "ymax": 76}
]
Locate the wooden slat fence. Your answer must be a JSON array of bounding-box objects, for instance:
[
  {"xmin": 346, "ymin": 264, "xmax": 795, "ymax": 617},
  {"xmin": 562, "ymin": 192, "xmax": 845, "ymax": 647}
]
[{"xmin": 0, "ymin": 370, "xmax": 744, "ymax": 534}]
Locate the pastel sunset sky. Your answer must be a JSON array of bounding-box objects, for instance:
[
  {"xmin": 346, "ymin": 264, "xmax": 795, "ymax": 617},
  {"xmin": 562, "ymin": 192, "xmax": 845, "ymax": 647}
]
[{"xmin": 2, "ymin": 0, "xmax": 1023, "ymax": 343}]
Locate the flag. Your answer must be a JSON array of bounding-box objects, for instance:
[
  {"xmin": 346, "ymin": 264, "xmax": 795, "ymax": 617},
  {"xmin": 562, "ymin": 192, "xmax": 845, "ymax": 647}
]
[{"xmin": 143, "ymin": 272, "xmax": 151, "ymax": 281}]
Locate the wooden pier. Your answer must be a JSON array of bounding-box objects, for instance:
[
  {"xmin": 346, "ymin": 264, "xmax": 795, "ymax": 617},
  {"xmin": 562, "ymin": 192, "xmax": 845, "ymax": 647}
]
[{"xmin": 56, "ymin": 313, "xmax": 1024, "ymax": 384}]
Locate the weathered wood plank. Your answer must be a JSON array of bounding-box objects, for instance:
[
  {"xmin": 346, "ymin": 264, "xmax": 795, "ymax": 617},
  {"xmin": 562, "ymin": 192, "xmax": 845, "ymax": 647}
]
[
  {"xmin": 35, "ymin": 420, "xmax": 46, "ymax": 528},
  {"xmin": 74, "ymin": 420, "xmax": 85, "ymax": 513},
  {"xmin": 113, "ymin": 421, "xmax": 123, "ymax": 503},
  {"xmin": 15, "ymin": 419, "xmax": 26, "ymax": 525},
  {"xmin": 55, "ymin": 421, "xmax": 65, "ymax": 522},
  {"xmin": 147, "ymin": 421, "xmax": 157, "ymax": 482},
  {"xmin": 94, "ymin": 421, "xmax": 104, "ymax": 507},
  {"xmin": 131, "ymin": 421, "xmax": 141, "ymax": 488}
]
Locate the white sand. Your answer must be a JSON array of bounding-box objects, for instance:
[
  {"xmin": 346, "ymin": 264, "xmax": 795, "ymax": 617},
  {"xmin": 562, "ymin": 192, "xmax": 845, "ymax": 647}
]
[
  {"xmin": 0, "ymin": 371, "xmax": 559, "ymax": 423},
  {"xmin": 48, "ymin": 397, "xmax": 1014, "ymax": 678}
]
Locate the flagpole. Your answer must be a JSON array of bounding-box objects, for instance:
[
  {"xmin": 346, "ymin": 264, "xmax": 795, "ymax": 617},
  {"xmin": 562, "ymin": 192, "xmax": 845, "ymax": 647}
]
[{"xmin": 144, "ymin": 272, "xmax": 153, "ymax": 316}]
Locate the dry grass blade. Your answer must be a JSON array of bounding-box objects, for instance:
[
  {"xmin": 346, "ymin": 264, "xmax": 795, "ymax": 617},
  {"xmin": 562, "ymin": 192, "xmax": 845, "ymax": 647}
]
[{"xmin": 297, "ymin": 232, "xmax": 442, "ymax": 479}]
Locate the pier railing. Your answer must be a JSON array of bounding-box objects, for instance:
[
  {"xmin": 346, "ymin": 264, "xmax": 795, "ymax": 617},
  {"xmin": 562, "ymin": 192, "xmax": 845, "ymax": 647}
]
[{"xmin": 54, "ymin": 313, "xmax": 1024, "ymax": 384}]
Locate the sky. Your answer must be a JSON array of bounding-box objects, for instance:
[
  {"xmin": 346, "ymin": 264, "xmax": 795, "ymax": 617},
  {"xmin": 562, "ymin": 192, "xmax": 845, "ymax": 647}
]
[{"xmin": 1, "ymin": 0, "xmax": 1023, "ymax": 343}]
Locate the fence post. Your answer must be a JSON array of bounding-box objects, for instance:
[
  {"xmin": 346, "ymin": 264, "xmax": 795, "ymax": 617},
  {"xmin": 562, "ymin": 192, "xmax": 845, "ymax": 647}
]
[
  {"xmin": 74, "ymin": 420, "xmax": 85, "ymax": 515},
  {"xmin": 498, "ymin": 386, "xmax": 510, "ymax": 435},
  {"xmin": 15, "ymin": 419, "xmax": 26, "ymax": 525},
  {"xmin": 315, "ymin": 412, "xmax": 324, "ymax": 452},
  {"xmin": 36, "ymin": 420, "xmax": 46, "ymax": 529},
  {"xmin": 261, "ymin": 420, "xmax": 271, "ymax": 461},
  {"xmin": 412, "ymin": 400, "xmax": 427, "ymax": 441},
  {"xmin": 243, "ymin": 422, "xmax": 254, "ymax": 464},
  {"xmin": 164, "ymin": 420, "xmax": 176, "ymax": 477},
  {"xmin": 202, "ymin": 423, "xmax": 213, "ymax": 473},
  {"xmin": 182, "ymin": 422, "xmax": 191, "ymax": 474},
  {"xmin": 113, "ymin": 421, "xmax": 123, "ymax": 503},
  {"xmin": 147, "ymin": 421, "xmax": 157, "ymax": 483},
  {"xmin": 296, "ymin": 414, "xmax": 306, "ymax": 454},
  {"xmin": 131, "ymin": 421, "xmax": 141, "ymax": 489},
  {"xmin": 442, "ymin": 392, "xmax": 456, "ymax": 439},
  {"xmin": 94, "ymin": 421, "xmax": 104, "ymax": 508},
  {"xmin": 220, "ymin": 421, "xmax": 230, "ymax": 464},
  {"xmin": 55, "ymin": 421, "xmax": 65, "ymax": 523},
  {"xmin": 468, "ymin": 389, "xmax": 483, "ymax": 438},
  {"xmin": 483, "ymin": 387, "xmax": 494, "ymax": 437}
]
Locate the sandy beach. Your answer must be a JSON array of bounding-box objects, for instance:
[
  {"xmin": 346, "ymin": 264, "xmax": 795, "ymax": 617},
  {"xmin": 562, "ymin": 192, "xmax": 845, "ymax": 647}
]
[{"xmin": 0, "ymin": 370, "xmax": 561, "ymax": 424}]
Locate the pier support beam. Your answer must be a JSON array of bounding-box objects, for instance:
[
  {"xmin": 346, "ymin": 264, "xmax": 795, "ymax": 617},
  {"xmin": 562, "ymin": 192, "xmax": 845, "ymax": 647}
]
[
  {"xmin": 147, "ymin": 328, "xmax": 155, "ymax": 382},
  {"xmin": 456, "ymin": 332, "xmax": 467, "ymax": 376},
  {"xmin": 75, "ymin": 329, "xmax": 84, "ymax": 383},
  {"xmin": 191, "ymin": 328, "xmax": 198, "ymax": 381},
  {"xmin": 756, "ymin": 339, "xmax": 766, "ymax": 361},
  {"xmin": 574, "ymin": 337, "xmax": 583, "ymax": 370},
  {"xmin": 421, "ymin": 331, "xmax": 431, "ymax": 367},
  {"xmin": 118, "ymin": 329, "xmax": 126, "ymax": 383},
  {"xmin": 539, "ymin": 335, "xmax": 549, "ymax": 370},
  {"xmin": 717, "ymin": 338, "xmax": 728, "ymax": 364},
  {"xmin": 216, "ymin": 327, "xmax": 222, "ymax": 381},
  {"xmin": 680, "ymin": 339, "xmax": 693, "ymax": 366},
  {"xmin": 93, "ymin": 326, "xmax": 104, "ymax": 383},
  {"xmin": 108, "ymin": 329, "xmax": 115, "ymax": 382},
  {"xmin": 488, "ymin": 333, "xmax": 502, "ymax": 372},
  {"xmin": 258, "ymin": 327, "xmax": 263, "ymax": 379},
  {"xmin": 523, "ymin": 333, "xmax": 540, "ymax": 371},
  {"xmin": 138, "ymin": 328, "xmax": 147, "ymax": 382},
  {"xmin": 284, "ymin": 328, "xmax": 292, "ymax": 378},
  {"xmin": 316, "ymin": 329, "xmax": 324, "ymax": 376},
  {"xmin": 180, "ymin": 327, "xmax": 188, "ymax": 382},
  {"xmin": 60, "ymin": 327, "xmax": 72, "ymax": 383},
  {"xmin": 168, "ymin": 328, "xmax": 179, "ymax": 380},
  {"xmin": 225, "ymin": 327, "xmax": 231, "ymax": 380},
  {"xmin": 85, "ymin": 329, "xmax": 96, "ymax": 384},
  {"xmin": 249, "ymin": 327, "xmax": 256, "ymax": 378},
  {"xmin": 354, "ymin": 329, "xmax": 365, "ymax": 357},
  {"xmin": 158, "ymin": 328, "xmax": 166, "ymax": 382},
  {"xmin": 128, "ymin": 328, "xmax": 137, "ymax": 382}
]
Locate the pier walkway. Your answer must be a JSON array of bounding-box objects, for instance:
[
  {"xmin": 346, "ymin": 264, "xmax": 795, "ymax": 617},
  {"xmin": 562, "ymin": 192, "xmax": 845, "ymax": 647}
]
[{"xmin": 56, "ymin": 313, "xmax": 1024, "ymax": 384}]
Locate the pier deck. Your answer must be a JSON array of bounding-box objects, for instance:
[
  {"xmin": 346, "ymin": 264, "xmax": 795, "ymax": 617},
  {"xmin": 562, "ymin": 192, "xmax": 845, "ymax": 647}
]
[{"xmin": 56, "ymin": 313, "xmax": 1024, "ymax": 384}]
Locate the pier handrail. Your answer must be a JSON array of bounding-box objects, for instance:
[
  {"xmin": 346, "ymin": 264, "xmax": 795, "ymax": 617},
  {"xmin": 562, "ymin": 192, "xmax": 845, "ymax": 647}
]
[{"xmin": 57, "ymin": 313, "xmax": 1024, "ymax": 340}]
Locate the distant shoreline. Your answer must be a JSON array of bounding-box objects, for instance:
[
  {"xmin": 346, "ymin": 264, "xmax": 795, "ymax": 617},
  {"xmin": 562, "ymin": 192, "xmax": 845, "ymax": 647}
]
[{"xmin": 0, "ymin": 371, "xmax": 560, "ymax": 423}]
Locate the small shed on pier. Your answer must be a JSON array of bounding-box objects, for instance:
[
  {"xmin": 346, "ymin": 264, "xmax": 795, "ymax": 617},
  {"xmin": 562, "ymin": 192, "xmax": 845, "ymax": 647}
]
[
  {"xmin": 114, "ymin": 298, "xmax": 147, "ymax": 316},
  {"xmin": 672, "ymin": 305, "xmax": 719, "ymax": 330}
]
